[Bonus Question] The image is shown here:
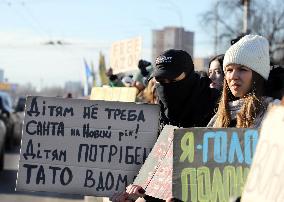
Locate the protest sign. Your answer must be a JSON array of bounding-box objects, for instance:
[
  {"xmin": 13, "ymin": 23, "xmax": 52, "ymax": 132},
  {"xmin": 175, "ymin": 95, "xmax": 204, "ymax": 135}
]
[
  {"xmin": 110, "ymin": 37, "xmax": 142, "ymax": 74},
  {"xmin": 173, "ymin": 128, "xmax": 259, "ymax": 202},
  {"xmin": 90, "ymin": 87, "xmax": 137, "ymax": 102},
  {"xmin": 16, "ymin": 96, "xmax": 160, "ymax": 197},
  {"xmin": 133, "ymin": 125, "xmax": 176, "ymax": 200},
  {"xmin": 242, "ymin": 105, "xmax": 284, "ymax": 202},
  {"xmin": 0, "ymin": 82, "xmax": 12, "ymax": 91}
]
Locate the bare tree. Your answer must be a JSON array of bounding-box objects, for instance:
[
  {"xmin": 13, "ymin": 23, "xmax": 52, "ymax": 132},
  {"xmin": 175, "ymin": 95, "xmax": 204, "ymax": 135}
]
[
  {"xmin": 39, "ymin": 86, "xmax": 65, "ymax": 97},
  {"xmin": 11, "ymin": 83, "xmax": 38, "ymax": 100},
  {"xmin": 201, "ymin": 0, "xmax": 284, "ymax": 64}
]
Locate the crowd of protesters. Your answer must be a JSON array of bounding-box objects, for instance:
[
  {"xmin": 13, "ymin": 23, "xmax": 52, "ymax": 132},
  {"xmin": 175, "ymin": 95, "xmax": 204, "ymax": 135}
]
[
  {"xmin": 105, "ymin": 34, "xmax": 284, "ymax": 128},
  {"xmin": 107, "ymin": 34, "xmax": 284, "ymax": 202}
]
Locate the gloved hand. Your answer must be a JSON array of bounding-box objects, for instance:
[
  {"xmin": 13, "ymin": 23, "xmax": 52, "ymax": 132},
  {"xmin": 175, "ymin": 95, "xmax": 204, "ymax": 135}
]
[
  {"xmin": 109, "ymin": 74, "xmax": 118, "ymax": 81},
  {"xmin": 138, "ymin": 60, "xmax": 151, "ymax": 77},
  {"xmin": 110, "ymin": 184, "xmax": 145, "ymax": 202}
]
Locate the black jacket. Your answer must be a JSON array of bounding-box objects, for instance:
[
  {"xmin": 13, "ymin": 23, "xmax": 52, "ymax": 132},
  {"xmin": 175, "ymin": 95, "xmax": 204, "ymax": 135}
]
[{"xmin": 157, "ymin": 72, "xmax": 220, "ymax": 128}]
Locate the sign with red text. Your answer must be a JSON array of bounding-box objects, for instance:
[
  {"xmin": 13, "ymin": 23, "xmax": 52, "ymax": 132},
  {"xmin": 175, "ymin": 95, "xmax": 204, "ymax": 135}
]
[
  {"xmin": 242, "ymin": 105, "xmax": 284, "ymax": 202},
  {"xmin": 133, "ymin": 125, "xmax": 176, "ymax": 200},
  {"xmin": 16, "ymin": 96, "xmax": 160, "ymax": 197},
  {"xmin": 110, "ymin": 37, "xmax": 142, "ymax": 74},
  {"xmin": 135, "ymin": 127, "xmax": 259, "ymax": 201},
  {"xmin": 173, "ymin": 128, "xmax": 259, "ymax": 202}
]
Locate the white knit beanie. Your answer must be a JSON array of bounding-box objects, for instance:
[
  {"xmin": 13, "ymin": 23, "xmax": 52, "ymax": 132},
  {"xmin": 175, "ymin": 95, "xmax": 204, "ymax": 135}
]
[{"xmin": 223, "ymin": 34, "xmax": 270, "ymax": 80}]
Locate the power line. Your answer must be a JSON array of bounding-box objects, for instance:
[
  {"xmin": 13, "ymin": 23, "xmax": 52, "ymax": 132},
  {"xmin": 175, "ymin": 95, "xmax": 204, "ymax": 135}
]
[
  {"xmin": 19, "ymin": 0, "xmax": 53, "ymax": 39},
  {"xmin": 1, "ymin": 0, "xmax": 50, "ymax": 41}
]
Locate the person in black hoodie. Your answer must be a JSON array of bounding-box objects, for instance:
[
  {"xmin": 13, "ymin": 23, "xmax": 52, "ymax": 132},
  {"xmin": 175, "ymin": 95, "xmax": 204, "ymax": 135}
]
[{"xmin": 153, "ymin": 49, "xmax": 219, "ymax": 128}]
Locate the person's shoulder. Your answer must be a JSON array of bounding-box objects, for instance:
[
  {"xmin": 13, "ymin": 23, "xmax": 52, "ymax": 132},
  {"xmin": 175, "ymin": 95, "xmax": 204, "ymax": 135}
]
[
  {"xmin": 190, "ymin": 71, "xmax": 220, "ymax": 100},
  {"xmin": 255, "ymin": 96, "xmax": 282, "ymax": 128},
  {"xmin": 193, "ymin": 71, "xmax": 213, "ymax": 88},
  {"xmin": 265, "ymin": 65, "xmax": 284, "ymax": 99},
  {"xmin": 207, "ymin": 113, "xmax": 218, "ymax": 127},
  {"xmin": 258, "ymin": 96, "xmax": 280, "ymax": 116},
  {"xmin": 264, "ymin": 97, "xmax": 282, "ymax": 109},
  {"xmin": 262, "ymin": 96, "xmax": 280, "ymax": 105},
  {"xmin": 189, "ymin": 71, "xmax": 209, "ymax": 85}
]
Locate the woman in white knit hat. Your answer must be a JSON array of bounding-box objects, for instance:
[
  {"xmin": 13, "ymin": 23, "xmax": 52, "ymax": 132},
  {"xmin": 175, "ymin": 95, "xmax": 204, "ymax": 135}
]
[
  {"xmin": 208, "ymin": 34, "xmax": 277, "ymax": 128},
  {"xmin": 110, "ymin": 35, "xmax": 277, "ymax": 202}
]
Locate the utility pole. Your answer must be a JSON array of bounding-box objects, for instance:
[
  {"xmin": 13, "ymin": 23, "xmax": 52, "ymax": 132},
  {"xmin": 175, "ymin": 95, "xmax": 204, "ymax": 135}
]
[
  {"xmin": 241, "ymin": 0, "xmax": 250, "ymax": 34},
  {"xmin": 214, "ymin": 0, "xmax": 219, "ymax": 55}
]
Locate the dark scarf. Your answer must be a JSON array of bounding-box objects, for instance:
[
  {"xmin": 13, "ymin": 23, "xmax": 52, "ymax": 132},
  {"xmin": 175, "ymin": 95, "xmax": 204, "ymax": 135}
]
[
  {"xmin": 156, "ymin": 77, "xmax": 192, "ymax": 124},
  {"xmin": 156, "ymin": 72, "xmax": 219, "ymax": 127}
]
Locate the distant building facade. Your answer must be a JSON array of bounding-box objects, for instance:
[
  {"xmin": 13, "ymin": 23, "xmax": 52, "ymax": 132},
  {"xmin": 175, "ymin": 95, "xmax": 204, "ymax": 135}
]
[
  {"xmin": 64, "ymin": 81, "xmax": 83, "ymax": 97},
  {"xmin": 194, "ymin": 57, "xmax": 210, "ymax": 72},
  {"xmin": 152, "ymin": 27, "xmax": 194, "ymax": 62},
  {"xmin": 0, "ymin": 69, "xmax": 4, "ymax": 83}
]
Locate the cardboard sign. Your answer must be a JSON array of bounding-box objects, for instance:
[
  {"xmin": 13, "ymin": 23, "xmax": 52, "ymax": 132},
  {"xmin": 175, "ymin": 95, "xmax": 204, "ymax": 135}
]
[
  {"xmin": 0, "ymin": 82, "xmax": 11, "ymax": 91},
  {"xmin": 90, "ymin": 87, "xmax": 137, "ymax": 102},
  {"xmin": 110, "ymin": 37, "xmax": 142, "ymax": 74},
  {"xmin": 242, "ymin": 105, "xmax": 284, "ymax": 202},
  {"xmin": 173, "ymin": 128, "xmax": 259, "ymax": 202},
  {"xmin": 133, "ymin": 125, "xmax": 176, "ymax": 200},
  {"xmin": 16, "ymin": 96, "xmax": 160, "ymax": 197}
]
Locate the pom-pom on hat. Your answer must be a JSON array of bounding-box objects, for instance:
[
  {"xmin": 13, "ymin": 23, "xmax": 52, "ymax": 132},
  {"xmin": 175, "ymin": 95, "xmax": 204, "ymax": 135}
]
[{"xmin": 223, "ymin": 34, "xmax": 270, "ymax": 80}]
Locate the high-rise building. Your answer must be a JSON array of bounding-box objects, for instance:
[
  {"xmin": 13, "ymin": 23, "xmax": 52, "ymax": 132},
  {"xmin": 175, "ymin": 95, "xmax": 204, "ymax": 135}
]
[
  {"xmin": 194, "ymin": 57, "xmax": 210, "ymax": 72},
  {"xmin": 0, "ymin": 69, "xmax": 4, "ymax": 83},
  {"xmin": 152, "ymin": 27, "xmax": 194, "ymax": 63}
]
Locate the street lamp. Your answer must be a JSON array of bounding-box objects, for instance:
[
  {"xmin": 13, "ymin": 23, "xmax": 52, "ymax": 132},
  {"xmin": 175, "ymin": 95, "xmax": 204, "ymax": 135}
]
[
  {"xmin": 214, "ymin": 0, "xmax": 220, "ymax": 55},
  {"xmin": 158, "ymin": 0, "xmax": 183, "ymax": 49},
  {"xmin": 241, "ymin": 0, "xmax": 250, "ymax": 34}
]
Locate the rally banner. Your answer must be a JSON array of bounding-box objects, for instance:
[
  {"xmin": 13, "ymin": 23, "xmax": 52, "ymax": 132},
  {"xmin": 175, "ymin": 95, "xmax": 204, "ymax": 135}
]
[
  {"xmin": 16, "ymin": 96, "xmax": 160, "ymax": 197},
  {"xmin": 133, "ymin": 125, "xmax": 176, "ymax": 200},
  {"xmin": 173, "ymin": 128, "xmax": 259, "ymax": 202}
]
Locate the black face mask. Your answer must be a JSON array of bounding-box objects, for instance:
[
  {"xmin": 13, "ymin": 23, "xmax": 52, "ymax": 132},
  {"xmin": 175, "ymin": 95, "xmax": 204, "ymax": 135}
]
[{"xmin": 156, "ymin": 77, "xmax": 192, "ymax": 121}]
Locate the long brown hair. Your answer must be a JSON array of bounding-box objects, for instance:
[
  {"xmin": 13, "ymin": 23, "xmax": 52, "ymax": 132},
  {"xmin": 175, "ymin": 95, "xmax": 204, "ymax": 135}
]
[{"xmin": 214, "ymin": 71, "xmax": 266, "ymax": 127}]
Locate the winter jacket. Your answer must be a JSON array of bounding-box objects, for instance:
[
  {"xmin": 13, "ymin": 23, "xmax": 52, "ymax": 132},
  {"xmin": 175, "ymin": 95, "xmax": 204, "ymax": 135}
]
[{"xmin": 157, "ymin": 71, "xmax": 220, "ymax": 128}]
